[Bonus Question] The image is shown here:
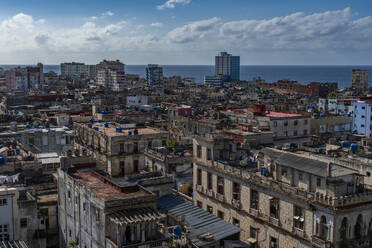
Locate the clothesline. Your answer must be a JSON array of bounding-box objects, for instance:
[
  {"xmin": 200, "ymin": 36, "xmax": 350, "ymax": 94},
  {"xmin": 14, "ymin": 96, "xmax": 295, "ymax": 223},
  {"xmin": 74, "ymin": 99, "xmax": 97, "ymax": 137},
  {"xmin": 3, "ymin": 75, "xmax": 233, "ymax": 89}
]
[{"xmin": 0, "ymin": 173, "xmax": 20, "ymax": 185}]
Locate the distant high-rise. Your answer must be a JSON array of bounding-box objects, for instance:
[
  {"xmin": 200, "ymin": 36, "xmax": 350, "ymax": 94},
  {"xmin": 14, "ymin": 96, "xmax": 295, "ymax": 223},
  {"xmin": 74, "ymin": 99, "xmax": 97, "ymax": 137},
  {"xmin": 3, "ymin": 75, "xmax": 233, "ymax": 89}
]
[
  {"xmin": 60, "ymin": 62, "xmax": 89, "ymax": 77},
  {"xmin": 351, "ymin": 69, "xmax": 369, "ymax": 92},
  {"xmin": 215, "ymin": 52, "xmax": 240, "ymax": 80},
  {"xmin": 146, "ymin": 64, "xmax": 163, "ymax": 87}
]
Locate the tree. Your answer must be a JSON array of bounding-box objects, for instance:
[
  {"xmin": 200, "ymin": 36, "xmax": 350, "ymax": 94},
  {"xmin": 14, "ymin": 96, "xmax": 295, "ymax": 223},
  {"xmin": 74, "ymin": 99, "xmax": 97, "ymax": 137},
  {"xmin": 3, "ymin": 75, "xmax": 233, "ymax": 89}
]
[{"xmin": 66, "ymin": 240, "xmax": 78, "ymax": 248}]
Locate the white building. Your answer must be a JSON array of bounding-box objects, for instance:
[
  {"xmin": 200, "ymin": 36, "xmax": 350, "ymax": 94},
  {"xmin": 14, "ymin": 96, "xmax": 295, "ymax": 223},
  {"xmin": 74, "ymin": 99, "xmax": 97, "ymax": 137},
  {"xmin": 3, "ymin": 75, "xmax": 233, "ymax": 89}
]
[
  {"xmin": 126, "ymin": 96, "xmax": 148, "ymax": 107},
  {"xmin": 318, "ymin": 98, "xmax": 355, "ymax": 116},
  {"xmin": 97, "ymin": 68, "xmax": 127, "ymax": 91},
  {"xmin": 352, "ymin": 101, "xmax": 371, "ymax": 138}
]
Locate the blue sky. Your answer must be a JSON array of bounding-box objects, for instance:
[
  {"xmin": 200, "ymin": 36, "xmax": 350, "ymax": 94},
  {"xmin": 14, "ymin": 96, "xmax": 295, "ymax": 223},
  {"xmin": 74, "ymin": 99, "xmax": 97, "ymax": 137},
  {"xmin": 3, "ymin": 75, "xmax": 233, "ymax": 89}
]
[{"xmin": 0, "ymin": 0, "xmax": 372, "ymax": 65}]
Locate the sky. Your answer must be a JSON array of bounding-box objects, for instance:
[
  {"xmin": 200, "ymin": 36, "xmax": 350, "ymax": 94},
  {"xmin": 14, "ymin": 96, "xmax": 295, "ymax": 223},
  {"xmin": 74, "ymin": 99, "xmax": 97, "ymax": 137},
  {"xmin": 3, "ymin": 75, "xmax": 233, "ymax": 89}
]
[{"xmin": 1, "ymin": 0, "xmax": 372, "ymax": 65}]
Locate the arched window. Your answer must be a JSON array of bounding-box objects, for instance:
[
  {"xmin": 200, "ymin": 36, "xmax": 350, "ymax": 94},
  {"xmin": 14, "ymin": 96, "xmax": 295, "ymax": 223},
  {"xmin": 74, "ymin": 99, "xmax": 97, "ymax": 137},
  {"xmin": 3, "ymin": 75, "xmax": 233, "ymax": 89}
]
[
  {"xmin": 340, "ymin": 217, "xmax": 348, "ymax": 239},
  {"xmin": 354, "ymin": 214, "xmax": 364, "ymax": 240},
  {"xmin": 319, "ymin": 215, "xmax": 329, "ymax": 241}
]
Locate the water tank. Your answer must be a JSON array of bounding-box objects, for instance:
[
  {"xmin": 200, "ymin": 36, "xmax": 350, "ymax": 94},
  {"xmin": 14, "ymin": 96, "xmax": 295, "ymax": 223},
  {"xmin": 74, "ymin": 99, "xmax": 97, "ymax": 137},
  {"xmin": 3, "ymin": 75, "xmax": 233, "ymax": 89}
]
[
  {"xmin": 350, "ymin": 143, "xmax": 358, "ymax": 151},
  {"xmin": 104, "ymin": 123, "xmax": 109, "ymax": 128},
  {"xmin": 319, "ymin": 113, "xmax": 325, "ymax": 118},
  {"xmin": 290, "ymin": 143, "xmax": 297, "ymax": 148},
  {"xmin": 119, "ymin": 120, "xmax": 124, "ymax": 124},
  {"xmin": 98, "ymin": 119, "xmax": 102, "ymax": 123},
  {"xmin": 128, "ymin": 131, "xmax": 132, "ymax": 135},
  {"xmin": 0, "ymin": 145, "xmax": 3, "ymax": 149},
  {"xmin": 93, "ymin": 127, "xmax": 99, "ymax": 131},
  {"xmin": 260, "ymin": 167, "xmax": 267, "ymax": 175},
  {"xmin": 173, "ymin": 225, "xmax": 182, "ymax": 236},
  {"xmin": 179, "ymin": 152, "xmax": 184, "ymax": 157},
  {"xmin": 312, "ymin": 113, "xmax": 319, "ymax": 118},
  {"xmin": 340, "ymin": 141, "xmax": 349, "ymax": 148},
  {"xmin": 16, "ymin": 149, "xmax": 20, "ymax": 155},
  {"xmin": 26, "ymin": 124, "xmax": 31, "ymax": 129},
  {"xmin": 0, "ymin": 156, "xmax": 5, "ymax": 164},
  {"xmin": 34, "ymin": 124, "xmax": 39, "ymax": 129},
  {"xmin": 89, "ymin": 119, "xmax": 94, "ymax": 123},
  {"xmin": 116, "ymin": 127, "xmax": 122, "ymax": 133},
  {"xmin": 133, "ymin": 129, "xmax": 138, "ymax": 135}
]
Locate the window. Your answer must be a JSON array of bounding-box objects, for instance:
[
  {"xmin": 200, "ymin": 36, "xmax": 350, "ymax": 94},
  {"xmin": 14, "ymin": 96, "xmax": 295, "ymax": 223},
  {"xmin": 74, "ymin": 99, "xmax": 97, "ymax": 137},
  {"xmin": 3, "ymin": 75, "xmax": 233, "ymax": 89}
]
[
  {"xmin": 96, "ymin": 209, "xmax": 100, "ymax": 221},
  {"xmin": 0, "ymin": 199, "xmax": 7, "ymax": 206},
  {"xmin": 294, "ymin": 206, "xmax": 304, "ymax": 230},
  {"xmin": 361, "ymin": 124, "xmax": 365, "ymax": 128},
  {"xmin": 207, "ymin": 172, "xmax": 212, "ymax": 190},
  {"xmin": 197, "ymin": 145, "xmax": 202, "ymax": 158},
  {"xmin": 0, "ymin": 224, "xmax": 9, "ymax": 241},
  {"xmin": 217, "ymin": 176, "xmax": 224, "ymax": 195},
  {"xmin": 304, "ymin": 119, "xmax": 308, "ymax": 125},
  {"xmin": 367, "ymin": 172, "xmax": 371, "ymax": 177},
  {"xmin": 119, "ymin": 143, "xmax": 124, "ymax": 153},
  {"xmin": 20, "ymin": 218, "xmax": 27, "ymax": 228},
  {"xmin": 217, "ymin": 210, "xmax": 224, "ymax": 219},
  {"xmin": 270, "ymin": 237, "xmax": 278, "ymax": 248},
  {"xmin": 281, "ymin": 169, "xmax": 287, "ymax": 177},
  {"xmin": 294, "ymin": 130, "xmax": 298, "ymax": 136},
  {"xmin": 69, "ymin": 229, "xmax": 72, "ymax": 237},
  {"xmin": 284, "ymin": 121, "xmax": 288, "ymax": 126},
  {"xmin": 362, "ymin": 106, "xmax": 366, "ymax": 110},
  {"xmin": 250, "ymin": 190, "xmax": 259, "ymax": 210},
  {"xmin": 133, "ymin": 160, "xmax": 139, "ymax": 173},
  {"xmin": 294, "ymin": 120, "xmax": 298, "ymax": 126},
  {"xmin": 83, "ymin": 202, "xmax": 86, "ymax": 211},
  {"xmin": 120, "ymin": 161, "xmax": 125, "ymax": 176},
  {"xmin": 233, "ymin": 182, "xmax": 240, "ymax": 200},
  {"xmin": 148, "ymin": 140, "xmax": 152, "ymax": 148},
  {"xmin": 250, "ymin": 227, "xmax": 257, "ymax": 239},
  {"xmin": 133, "ymin": 142, "xmax": 138, "ymax": 153},
  {"xmin": 207, "ymin": 205, "xmax": 213, "ymax": 214},
  {"xmin": 68, "ymin": 190, "xmax": 71, "ymax": 198},
  {"xmin": 233, "ymin": 218, "xmax": 240, "ymax": 227},
  {"xmin": 197, "ymin": 201, "xmax": 202, "ymax": 208},
  {"xmin": 270, "ymin": 198, "xmax": 280, "ymax": 219},
  {"xmin": 362, "ymin": 115, "xmax": 365, "ymax": 118},
  {"xmin": 207, "ymin": 148, "xmax": 212, "ymax": 160},
  {"xmin": 273, "ymin": 121, "xmax": 277, "ymax": 127},
  {"xmin": 303, "ymin": 129, "xmax": 308, "ymax": 135},
  {"xmin": 317, "ymin": 177, "xmax": 321, "ymax": 187},
  {"xmin": 197, "ymin": 169, "xmax": 202, "ymax": 185},
  {"xmin": 299, "ymin": 173, "xmax": 303, "ymax": 181},
  {"xmin": 162, "ymin": 140, "xmax": 166, "ymax": 146}
]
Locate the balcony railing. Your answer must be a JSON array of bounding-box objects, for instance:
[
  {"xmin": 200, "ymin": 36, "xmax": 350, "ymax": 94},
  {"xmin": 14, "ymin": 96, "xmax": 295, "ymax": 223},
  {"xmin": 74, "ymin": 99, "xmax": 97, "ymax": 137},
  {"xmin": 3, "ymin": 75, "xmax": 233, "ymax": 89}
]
[
  {"xmin": 249, "ymin": 208, "xmax": 259, "ymax": 216},
  {"xmin": 312, "ymin": 236, "xmax": 326, "ymax": 248},
  {"xmin": 216, "ymin": 193, "xmax": 225, "ymax": 202},
  {"xmin": 231, "ymin": 199, "xmax": 242, "ymax": 209},
  {"xmin": 269, "ymin": 216, "xmax": 280, "ymax": 226},
  {"xmin": 293, "ymin": 227, "xmax": 304, "ymax": 237},
  {"xmin": 206, "ymin": 189, "xmax": 214, "ymax": 197},
  {"xmin": 196, "ymin": 184, "xmax": 204, "ymax": 193}
]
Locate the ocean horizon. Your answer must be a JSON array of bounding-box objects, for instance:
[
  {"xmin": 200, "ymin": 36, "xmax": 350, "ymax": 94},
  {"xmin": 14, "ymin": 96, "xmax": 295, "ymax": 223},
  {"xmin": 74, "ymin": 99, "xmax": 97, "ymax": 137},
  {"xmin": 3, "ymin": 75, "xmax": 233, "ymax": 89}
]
[{"xmin": 1, "ymin": 64, "xmax": 371, "ymax": 89}]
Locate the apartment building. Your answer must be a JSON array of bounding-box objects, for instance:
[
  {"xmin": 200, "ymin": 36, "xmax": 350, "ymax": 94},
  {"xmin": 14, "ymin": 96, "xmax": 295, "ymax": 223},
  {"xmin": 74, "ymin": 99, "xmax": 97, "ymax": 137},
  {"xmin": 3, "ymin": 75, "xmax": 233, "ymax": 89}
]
[
  {"xmin": 60, "ymin": 62, "xmax": 89, "ymax": 77},
  {"xmin": 255, "ymin": 111, "xmax": 310, "ymax": 140},
  {"xmin": 193, "ymin": 135, "xmax": 372, "ymax": 248},
  {"xmin": 146, "ymin": 64, "xmax": 163, "ymax": 87},
  {"xmin": 352, "ymin": 100, "xmax": 372, "ymax": 138},
  {"xmin": 73, "ymin": 122, "xmax": 168, "ymax": 177},
  {"xmin": 351, "ymin": 69, "xmax": 369, "ymax": 92},
  {"xmin": 58, "ymin": 157, "xmax": 167, "ymax": 248},
  {"xmin": 318, "ymin": 98, "xmax": 356, "ymax": 116}
]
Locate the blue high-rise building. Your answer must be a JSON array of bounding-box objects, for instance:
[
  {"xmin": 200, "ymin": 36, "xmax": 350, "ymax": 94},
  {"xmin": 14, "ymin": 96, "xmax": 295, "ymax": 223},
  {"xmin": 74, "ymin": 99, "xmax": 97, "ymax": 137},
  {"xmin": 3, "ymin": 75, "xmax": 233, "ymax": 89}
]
[
  {"xmin": 146, "ymin": 64, "xmax": 163, "ymax": 87},
  {"xmin": 215, "ymin": 52, "xmax": 240, "ymax": 80}
]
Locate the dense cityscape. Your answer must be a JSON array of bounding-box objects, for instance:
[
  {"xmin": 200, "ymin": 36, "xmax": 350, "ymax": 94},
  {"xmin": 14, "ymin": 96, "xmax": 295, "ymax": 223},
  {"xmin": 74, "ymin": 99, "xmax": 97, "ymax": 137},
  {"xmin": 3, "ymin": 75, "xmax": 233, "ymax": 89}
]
[{"xmin": 1, "ymin": 1, "xmax": 372, "ymax": 248}]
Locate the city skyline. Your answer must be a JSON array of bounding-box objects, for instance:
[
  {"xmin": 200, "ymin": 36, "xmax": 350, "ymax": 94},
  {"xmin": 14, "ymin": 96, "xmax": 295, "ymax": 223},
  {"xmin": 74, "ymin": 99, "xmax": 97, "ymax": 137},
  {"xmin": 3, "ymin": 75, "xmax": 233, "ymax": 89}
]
[{"xmin": 1, "ymin": 0, "xmax": 372, "ymax": 65}]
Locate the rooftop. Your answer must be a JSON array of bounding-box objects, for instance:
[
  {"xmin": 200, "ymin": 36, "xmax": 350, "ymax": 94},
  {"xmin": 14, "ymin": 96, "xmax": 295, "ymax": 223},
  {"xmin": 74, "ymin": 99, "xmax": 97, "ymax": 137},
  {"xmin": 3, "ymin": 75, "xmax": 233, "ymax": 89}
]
[
  {"xmin": 90, "ymin": 123, "xmax": 167, "ymax": 137},
  {"xmin": 71, "ymin": 169, "xmax": 153, "ymax": 202},
  {"xmin": 265, "ymin": 111, "xmax": 305, "ymax": 118}
]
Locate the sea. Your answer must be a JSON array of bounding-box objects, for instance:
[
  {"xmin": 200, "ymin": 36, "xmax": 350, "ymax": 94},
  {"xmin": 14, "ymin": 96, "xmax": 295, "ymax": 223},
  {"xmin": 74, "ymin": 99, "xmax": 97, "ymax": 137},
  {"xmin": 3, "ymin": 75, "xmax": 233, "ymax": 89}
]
[{"xmin": 1, "ymin": 65, "xmax": 371, "ymax": 89}]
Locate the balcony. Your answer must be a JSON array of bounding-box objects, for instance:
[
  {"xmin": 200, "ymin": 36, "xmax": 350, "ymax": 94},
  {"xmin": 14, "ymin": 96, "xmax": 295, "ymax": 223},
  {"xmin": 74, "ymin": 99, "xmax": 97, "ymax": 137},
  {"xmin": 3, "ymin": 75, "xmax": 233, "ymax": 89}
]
[
  {"xmin": 206, "ymin": 189, "xmax": 214, "ymax": 197},
  {"xmin": 249, "ymin": 208, "xmax": 259, "ymax": 216},
  {"xmin": 293, "ymin": 227, "xmax": 304, "ymax": 237},
  {"xmin": 216, "ymin": 193, "xmax": 225, "ymax": 202},
  {"xmin": 312, "ymin": 236, "xmax": 327, "ymax": 248},
  {"xmin": 196, "ymin": 185, "xmax": 204, "ymax": 193},
  {"xmin": 269, "ymin": 216, "xmax": 280, "ymax": 226},
  {"xmin": 231, "ymin": 199, "xmax": 242, "ymax": 209}
]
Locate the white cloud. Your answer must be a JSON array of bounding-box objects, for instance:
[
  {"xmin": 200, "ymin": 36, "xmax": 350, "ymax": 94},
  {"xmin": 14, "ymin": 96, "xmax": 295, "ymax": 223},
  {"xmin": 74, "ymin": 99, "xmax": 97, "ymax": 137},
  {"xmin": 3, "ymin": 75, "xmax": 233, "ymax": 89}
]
[
  {"xmin": 167, "ymin": 17, "xmax": 220, "ymax": 43},
  {"xmin": 1, "ymin": 8, "xmax": 372, "ymax": 64},
  {"xmin": 157, "ymin": 0, "xmax": 191, "ymax": 10},
  {"xmin": 151, "ymin": 22, "xmax": 163, "ymax": 28},
  {"xmin": 85, "ymin": 11, "xmax": 115, "ymax": 21}
]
